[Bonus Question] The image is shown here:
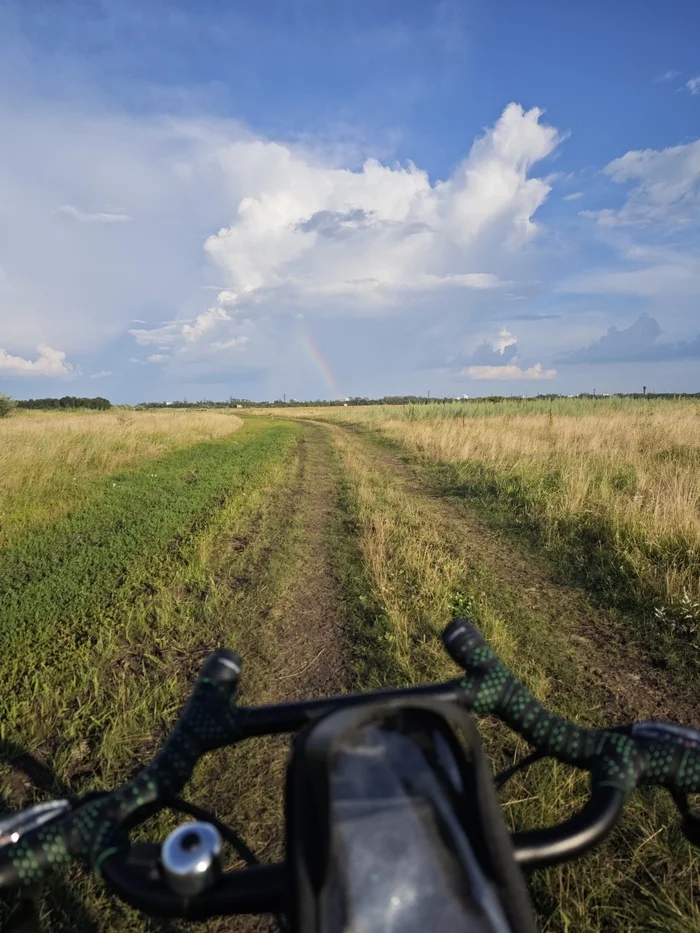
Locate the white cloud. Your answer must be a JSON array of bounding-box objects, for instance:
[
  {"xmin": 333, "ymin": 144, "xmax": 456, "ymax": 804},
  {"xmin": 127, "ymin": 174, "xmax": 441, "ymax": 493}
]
[
  {"xmin": 203, "ymin": 103, "xmax": 563, "ymax": 310},
  {"xmin": 563, "ymin": 191, "xmax": 583, "ymax": 201},
  {"xmin": 89, "ymin": 369, "xmax": 112, "ymax": 378},
  {"xmin": 654, "ymin": 70, "xmax": 681, "ymax": 83},
  {"xmin": 129, "ymin": 322, "xmax": 185, "ymax": 346},
  {"xmin": 0, "ymin": 98, "xmax": 563, "ymax": 380},
  {"xmin": 57, "ymin": 204, "xmax": 131, "ymax": 223},
  {"xmin": 147, "ymin": 353, "xmax": 169, "ymax": 363},
  {"xmin": 687, "ymin": 76, "xmax": 700, "ymax": 96},
  {"xmin": 494, "ymin": 327, "xmax": 517, "ymax": 353},
  {"xmin": 583, "ymin": 139, "xmax": 700, "ymax": 227},
  {"xmin": 0, "ymin": 344, "xmax": 76, "ymax": 377},
  {"xmin": 463, "ymin": 362, "xmax": 556, "ymax": 380},
  {"xmin": 210, "ymin": 336, "xmax": 249, "ymax": 350},
  {"xmin": 181, "ymin": 307, "xmax": 230, "ymax": 342}
]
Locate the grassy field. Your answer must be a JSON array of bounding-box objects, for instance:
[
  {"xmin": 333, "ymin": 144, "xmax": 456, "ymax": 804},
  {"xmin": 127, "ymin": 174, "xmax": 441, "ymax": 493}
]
[
  {"xmin": 0, "ymin": 408, "xmax": 243, "ymax": 544},
  {"xmin": 296, "ymin": 398, "xmax": 700, "ymax": 673},
  {"xmin": 326, "ymin": 420, "xmax": 700, "ymax": 932},
  {"xmin": 1, "ymin": 403, "xmax": 699, "ymax": 931}
]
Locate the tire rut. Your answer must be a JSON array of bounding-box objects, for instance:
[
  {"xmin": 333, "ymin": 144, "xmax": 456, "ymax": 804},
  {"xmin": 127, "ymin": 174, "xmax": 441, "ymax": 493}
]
[
  {"xmin": 332, "ymin": 425, "xmax": 699, "ymax": 729},
  {"xmin": 221, "ymin": 424, "xmax": 349, "ymax": 933}
]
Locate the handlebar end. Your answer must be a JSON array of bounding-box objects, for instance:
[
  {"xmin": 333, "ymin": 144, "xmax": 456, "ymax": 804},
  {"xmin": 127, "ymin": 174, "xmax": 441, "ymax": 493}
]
[
  {"xmin": 443, "ymin": 619, "xmax": 495, "ymax": 672},
  {"xmin": 200, "ymin": 650, "xmax": 242, "ymax": 687}
]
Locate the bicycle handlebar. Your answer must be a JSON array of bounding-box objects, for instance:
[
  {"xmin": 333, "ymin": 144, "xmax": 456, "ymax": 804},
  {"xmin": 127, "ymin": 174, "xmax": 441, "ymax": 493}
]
[{"xmin": 0, "ymin": 619, "xmax": 698, "ymax": 914}]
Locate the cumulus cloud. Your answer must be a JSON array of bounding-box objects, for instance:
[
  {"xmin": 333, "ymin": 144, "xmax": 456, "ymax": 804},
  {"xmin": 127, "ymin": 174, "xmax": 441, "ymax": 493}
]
[
  {"xmin": 57, "ymin": 205, "xmax": 131, "ymax": 223},
  {"xmin": 583, "ymin": 139, "xmax": 700, "ymax": 227},
  {"xmin": 456, "ymin": 327, "xmax": 555, "ymax": 380},
  {"xmin": 557, "ymin": 314, "xmax": 700, "ymax": 364},
  {"xmin": 0, "ymin": 344, "xmax": 76, "ymax": 377},
  {"xmin": 687, "ymin": 76, "xmax": 700, "ymax": 96},
  {"xmin": 1, "ymin": 95, "xmax": 563, "ymax": 388},
  {"xmin": 203, "ymin": 103, "xmax": 563, "ymax": 311},
  {"xmin": 463, "ymin": 362, "xmax": 557, "ymax": 380},
  {"xmin": 181, "ymin": 307, "xmax": 230, "ymax": 342},
  {"xmin": 121, "ymin": 102, "xmax": 563, "ymax": 371}
]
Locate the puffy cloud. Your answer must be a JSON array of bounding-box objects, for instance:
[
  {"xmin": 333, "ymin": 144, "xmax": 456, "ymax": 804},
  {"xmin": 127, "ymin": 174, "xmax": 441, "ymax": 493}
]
[
  {"xmin": 463, "ymin": 362, "xmax": 557, "ymax": 380},
  {"xmin": 583, "ymin": 139, "xmax": 700, "ymax": 227},
  {"xmin": 0, "ymin": 344, "xmax": 76, "ymax": 377},
  {"xmin": 203, "ymin": 103, "xmax": 563, "ymax": 311},
  {"xmin": 457, "ymin": 327, "xmax": 555, "ymax": 380},
  {"xmin": 687, "ymin": 76, "xmax": 700, "ymax": 96},
  {"xmin": 57, "ymin": 205, "xmax": 131, "ymax": 223},
  {"xmin": 557, "ymin": 314, "xmax": 700, "ymax": 364},
  {"xmin": 181, "ymin": 307, "xmax": 230, "ymax": 342}
]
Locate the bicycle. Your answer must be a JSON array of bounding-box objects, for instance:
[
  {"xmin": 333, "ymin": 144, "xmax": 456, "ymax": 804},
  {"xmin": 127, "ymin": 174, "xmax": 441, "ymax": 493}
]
[{"xmin": 1, "ymin": 619, "xmax": 699, "ymax": 931}]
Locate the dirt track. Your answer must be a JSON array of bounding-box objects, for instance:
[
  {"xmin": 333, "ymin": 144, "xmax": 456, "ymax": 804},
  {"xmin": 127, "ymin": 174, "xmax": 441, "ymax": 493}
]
[
  {"xmin": 347, "ymin": 428, "xmax": 699, "ymax": 727},
  {"xmin": 183, "ymin": 419, "xmax": 699, "ymax": 932}
]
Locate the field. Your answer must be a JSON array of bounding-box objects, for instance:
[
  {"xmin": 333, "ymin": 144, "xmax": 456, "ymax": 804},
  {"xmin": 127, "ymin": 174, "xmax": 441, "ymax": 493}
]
[{"xmin": 1, "ymin": 402, "xmax": 699, "ymax": 931}]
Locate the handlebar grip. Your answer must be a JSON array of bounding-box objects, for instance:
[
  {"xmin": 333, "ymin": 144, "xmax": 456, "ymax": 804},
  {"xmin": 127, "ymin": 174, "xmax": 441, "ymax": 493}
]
[
  {"xmin": 640, "ymin": 740, "xmax": 700, "ymax": 794},
  {"xmin": 444, "ymin": 620, "xmax": 644, "ymax": 796},
  {"xmin": 443, "ymin": 619, "xmax": 497, "ymax": 674},
  {"xmin": 0, "ymin": 649, "xmax": 246, "ymax": 890}
]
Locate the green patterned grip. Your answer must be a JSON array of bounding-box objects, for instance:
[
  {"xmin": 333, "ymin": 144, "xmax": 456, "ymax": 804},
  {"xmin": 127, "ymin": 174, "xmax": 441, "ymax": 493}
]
[
  {"xmin": 444, "ymin": 620, "xmax": 700, "ymax": 798},
  {"xmin": 0, "ymin": 650, "xmax": 247, "ymax": 889},
  {"xmin": 444, "ymin": 620, "xmax": 645, "ymax": 795}
]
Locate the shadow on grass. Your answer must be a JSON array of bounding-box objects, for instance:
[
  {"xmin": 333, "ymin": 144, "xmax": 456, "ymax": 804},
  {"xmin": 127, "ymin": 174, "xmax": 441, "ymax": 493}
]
[{"xmin": 0, "ymin": 741, "xmax": 183, "ymax": 932}]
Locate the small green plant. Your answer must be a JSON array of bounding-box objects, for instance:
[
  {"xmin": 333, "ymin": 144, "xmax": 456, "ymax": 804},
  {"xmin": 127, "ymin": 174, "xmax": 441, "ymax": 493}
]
[
  {"xmin": 0, "ymin": 393, "xmax": 16, "ymax": 418},
  {"xmin": 655, "ymin": 589, "xmax": 700, "ymax": 651}
]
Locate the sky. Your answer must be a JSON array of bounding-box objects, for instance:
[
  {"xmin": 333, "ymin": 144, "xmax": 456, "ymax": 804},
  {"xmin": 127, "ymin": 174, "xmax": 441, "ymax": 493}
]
[{"xmin": 0, "ymin": 0, "xmax": 699, "ymax": 403}]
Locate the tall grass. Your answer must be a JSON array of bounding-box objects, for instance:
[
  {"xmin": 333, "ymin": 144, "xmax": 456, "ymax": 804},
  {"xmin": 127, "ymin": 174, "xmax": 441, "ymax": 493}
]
[
  {"xmin": 308, "ymin": 399, "xmax": 700, "ymax": 660},
  {"xmin": 329, "ymin": 422, "xmax": 700, "ymax": 933},
  {"xmin": 0, "ymin": 409, "xmax": 242, "ymax": 543}
]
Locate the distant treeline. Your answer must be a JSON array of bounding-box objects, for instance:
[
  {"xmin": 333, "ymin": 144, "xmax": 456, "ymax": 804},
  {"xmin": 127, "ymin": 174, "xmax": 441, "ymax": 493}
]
[
  {"xmin": 12, "ymin": 392, "xmax": 700, "ymax": 412},
  {"xmin": 136, "ymin": 392, "xmax": 700, "ymax": 409},
  {"xmin": 16, "ymin": 396, "xmax": 112, "ymax": 410}
]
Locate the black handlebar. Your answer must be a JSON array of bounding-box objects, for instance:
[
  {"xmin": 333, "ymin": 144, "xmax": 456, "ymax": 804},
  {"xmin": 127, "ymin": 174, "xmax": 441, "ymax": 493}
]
[{"xmin": 1, "ymin": 619, "xmax": 699, "ymax": 917}]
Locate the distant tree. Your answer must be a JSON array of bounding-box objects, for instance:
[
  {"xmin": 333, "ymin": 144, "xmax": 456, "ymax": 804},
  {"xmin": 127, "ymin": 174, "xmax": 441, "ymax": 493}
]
[
  {"xmin": 0, "ymin": 393, "xmax": 16, "ymax": 418},
  {"xmin": 15, "ymin": 396, "xmax": 112, "ymax": 411}
]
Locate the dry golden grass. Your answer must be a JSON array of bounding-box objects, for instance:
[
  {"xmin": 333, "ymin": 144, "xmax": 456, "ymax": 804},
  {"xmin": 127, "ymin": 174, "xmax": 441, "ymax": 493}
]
[
  {"xmin": 329, "ymin": 421, "xmax": 700, "ymax": 933},
  {"xmin": 299, "ymin": 400, "xmax": 700, "ymax": 622},
  {"xmin": 0, "ymin": 409, "xmax": 242, "ymax": 543}
]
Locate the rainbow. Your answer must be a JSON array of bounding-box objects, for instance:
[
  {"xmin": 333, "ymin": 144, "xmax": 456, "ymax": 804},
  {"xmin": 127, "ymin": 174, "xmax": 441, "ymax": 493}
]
[{"xmin": 300, "ymin": 334, "xmax": 342, "ymax": 399}]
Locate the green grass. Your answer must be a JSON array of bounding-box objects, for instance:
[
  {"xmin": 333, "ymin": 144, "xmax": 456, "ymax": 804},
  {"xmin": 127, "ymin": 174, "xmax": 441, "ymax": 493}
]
[
  {"xmin": 328, "ymin": 423, "xmax": 700, "ymax": 933},
  {"xmin": 0, "ymin": 419, "xmax": 298, "ymax": 784},
  {"xmin": 0, "ymin": 418, "xmax": 307, "ymax": 929},
  {"xmin": 2, "ymin": 410, "xmax": 699, "ymax": 931},
  {"xmin": 312, "ymin": 399, "xmax": 700, "ymax": 672}
]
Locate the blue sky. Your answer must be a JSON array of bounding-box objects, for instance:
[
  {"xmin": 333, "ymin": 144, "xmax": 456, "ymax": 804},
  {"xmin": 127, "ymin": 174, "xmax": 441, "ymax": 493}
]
[{"xmin": 1, "ymin": 0, "xmax": 699, "ymax": 402}]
